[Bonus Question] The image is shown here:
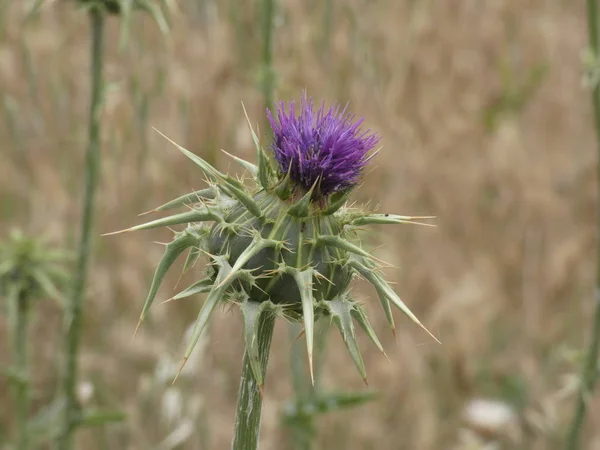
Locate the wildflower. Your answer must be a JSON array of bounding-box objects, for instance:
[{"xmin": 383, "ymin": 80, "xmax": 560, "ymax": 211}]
[
  {"xmin": 267, "ymin": 94, "xmax": 380, "ymax": 199},
  {"xmin": 106, "ymin": 94, "xmax": 437, "ymax": 388}
]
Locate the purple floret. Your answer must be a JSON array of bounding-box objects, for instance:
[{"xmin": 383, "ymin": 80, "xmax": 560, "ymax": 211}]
[{"xmin": 267, "ymin": 93, "xmax": 380, "ymax": 199}]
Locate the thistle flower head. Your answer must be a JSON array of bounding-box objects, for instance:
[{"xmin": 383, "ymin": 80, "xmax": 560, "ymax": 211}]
[
  {"xmin": 107, "ymin": 94, "xmax": 437, "ymax": 389},
  {"xmin": 267, "ymin": 93, "xmax": 380, "ymax": 199}
]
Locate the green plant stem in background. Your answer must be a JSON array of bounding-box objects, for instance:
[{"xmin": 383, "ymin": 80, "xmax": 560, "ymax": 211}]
[
  {"xmin": 261, "ymin": 0, "xmax": 275, "ymax": 116},
  {"xmin": 565, "ymin": 0, "xmax": 600, "ymax": 448},
  {"xmin": 231, "ymin": 312, "xmax": 276, "ymax": 450},
  {"xmin": 13, "ymin": 287, "xmax": 30, "ymax": 450},
  {"xmin": 58, "ymin": 7, "xmax": 105, "ymax": 450}
]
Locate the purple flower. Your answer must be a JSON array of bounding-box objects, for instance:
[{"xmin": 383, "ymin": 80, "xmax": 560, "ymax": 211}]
[{"xmin": 267, "ymin": 94, "xmax": 380, "ymax": 199}]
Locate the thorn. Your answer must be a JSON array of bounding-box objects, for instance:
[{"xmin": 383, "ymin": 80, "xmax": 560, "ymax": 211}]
[
  {"xmin": 288, "ymin": 328, "xmax": 305, "ymax": 349},
  {"xmin": 101, "ymin": 227, "xmax": 133, "ymax": 237},
  {"xmin": 362, "ymin": 377, "xmax": 369, "ymax": 387},
  {"xmin": 381, "ymin": 349, "xmax": 391, "ymax": 363},
  {"xmin": 172, "ymin": 357, "xmax": 188, "ymax": 385},
  {"xmin": 138, "ymin": 208, "xmax": 157, "ymax": 216},
  {"xmin": 417, "ymin": 321, "xmax": 441, "ymax": 345},
  {"xmin": 309, "ymin": 356, "xmax": 315, "ymax": 386},
  {"xmin": 133, "ymin": 315, "xmax": 144, "ymax": 338}
]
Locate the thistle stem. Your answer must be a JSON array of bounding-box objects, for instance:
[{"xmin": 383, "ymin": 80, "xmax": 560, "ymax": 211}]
[
  {"xmin": 13, "ymin": 288, "xmax": 30, "ymax": 450},
  {"xmin": 231, "ymin": 312, "xmax": 276, "ymax": 450},
  {"xmin": 565, "ymin": 0, "xmax": 600, "ymax": 448},
  {"xmin": 261, "ymin": 0, "xmax": 275, "ymax": 116},
  {"xmin": 58, "ymin": 7, "xmax": 105, "ymax": 449}
]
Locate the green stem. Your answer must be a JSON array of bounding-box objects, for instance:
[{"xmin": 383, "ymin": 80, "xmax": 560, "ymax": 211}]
[
  {"xmin": 231, "ymin": 312, "xmax": 276, "ymax": 450},
  {"xmin": 58, "ymin": 7, "xmax": 105, "ymax": 449},
  {"xmin": 565, "ymin": 0, "xmax": 600, "ymax": 448},
  {"xmin": 261, "ymin": 0, "xmax": 275, "ymax": 116},
  {"xmin": 14, "ymin": 289, "xmax": 30, "ymax": 450}
]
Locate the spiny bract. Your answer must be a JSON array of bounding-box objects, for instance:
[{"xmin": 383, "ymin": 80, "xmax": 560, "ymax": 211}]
[{"xmin": 106, "ymin": 94, "xmax": 438, "ymax": 387}]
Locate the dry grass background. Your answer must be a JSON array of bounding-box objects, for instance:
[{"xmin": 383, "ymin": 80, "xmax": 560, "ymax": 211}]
[{"xmin": 0, "ymin": 0, "xmax": 598, "ymax": 449}]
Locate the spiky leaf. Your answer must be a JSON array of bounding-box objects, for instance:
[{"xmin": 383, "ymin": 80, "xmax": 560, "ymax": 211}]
[
  {"xmin": 135, "ymin": 231, "xmax": 198, "ymax": 333},
  {"xmin": 325, "ymin": 296, "xmax": 367, "ymax": 383}
]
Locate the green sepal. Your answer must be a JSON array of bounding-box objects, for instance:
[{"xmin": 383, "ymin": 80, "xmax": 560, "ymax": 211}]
[
  {"xmin": 346, "ymin": 256, "xmax": 395, "ymax": 332},
  {"xmin": 348, "ymin": 256, "xmax": 439, "ymax": 343},
  {"xmin": 155, "ymin": 128, "xmax": 250, "ymax": 197},
  {"xmin": 242, "ymin": 103, "xmax": 274, "ymax": 190},
  {"xmin": 287, "ymin": 181, "xmax": 317, "ymax": 218},
  {"xmin": 316, "ymin": 235, "xmax": 376, "ymax": 262},
  {"xmin": 139, "ymin": 187, "xmax": 217, "ymax": 216},
  {"xmin": 321, "ymin": 190, "xmax": 351, "ymax": 215},
  {"xmin": 154, "ymin": 128, "xmax": 224, "ymax": 183},
  {"xmin": 135, "ymin": 231, "xmax": 199, "ymax": 334},
  {"xmin": 291, "ymin": 268, "xmax": 315, "ymax": 385},
  {"xmin": 217, "ymin": 181, "xmax": 263, "ymax": 218},
  {"xmin": 217, "ymin": 235, "xmax": 281, "ymax": 288},
  {"xmin": 350, "ymin": 303, "xmax": 386, "ymax": 357},
  {"xmin": 182, "ymin": 245, "xmax": 202, "ymax": 273},
  {"xmin": 240, "ymin": 299, "xmax": 276, "ymax": 387},
  {"xmin": 221, "ymin": 149, "xmax": 258, "ymax": 176},
  {"xmin": 170, "ymin": 277, "xmax": 213, "ymax": 301},
  {"xmin": 325, "ymin": 296, "xmax": 367, "ymax": 382},
  {"xmin": 177, "ymin": 257, "xmax": 237, "ymax": 379},
  {"xmin": 103, "ymin": 208, "xmax": 221, "ymax": 235},
  {"xmin": 274, "ymin": 169, "xmax": 292, "ymax": 201},
  {"xmin": 348, "ymin": 213, "xmax": 435, "ymax": 227}
]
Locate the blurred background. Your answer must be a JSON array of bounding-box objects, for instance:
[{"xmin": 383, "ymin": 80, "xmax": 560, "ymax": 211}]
[{"xmin": 0, "ymin": 0, "xmax": 598, "ymax": 449}]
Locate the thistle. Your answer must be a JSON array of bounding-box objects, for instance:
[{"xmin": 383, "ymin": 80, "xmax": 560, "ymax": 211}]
[{"xmin": 107, "ymin": 93, "xmax": 437, "ymax": 447}]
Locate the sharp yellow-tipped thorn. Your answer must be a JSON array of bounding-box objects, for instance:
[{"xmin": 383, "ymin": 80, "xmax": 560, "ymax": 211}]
[
  {"xmin": 138, "ymin": 208, "xmax": 157, "ymax": 217},
  {"xmin": 409, "ymin": 221, "xmax": 437, "ymax": 228},
  {"xmin": 382, "ymin": 350, "xmax": 391, "ymax": 362},
  {"xmin": 288, "ymin": 329, "xmax": 305, "ymax": 349},
  {"xmin": 172, "ymin": 358, "xmax": 188, "ymax": 385},
  {"xmin": 308, "ymin": 357, "xmax": 315, "ymax": 386},
  {"xmin": 101, "ymin": 227, "xmax": 134, "ymax": 237},
  {"xmin": 363, "ymin": 377, "xmax": 369, "ymax": 387},
  {"xmin": 161, "ymin": 296, "xmax": 178, "ymax": 304},
  {"xmin": 133, "ymin": 316, "xmax": 144, "ymax": 338},
  {"xmin": 418, "ymin": 322, "xmax": 441, "ymax": 344}
]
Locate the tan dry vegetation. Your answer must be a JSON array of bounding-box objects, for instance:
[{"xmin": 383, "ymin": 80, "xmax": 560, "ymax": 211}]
[{"xmin": 0, "ymin": 0, "xmax": 598, "ymax": 449}]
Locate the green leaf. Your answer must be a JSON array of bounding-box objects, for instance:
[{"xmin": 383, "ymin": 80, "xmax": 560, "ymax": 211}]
[
  {"xmin": 103, "ymin": 208, "xmax": 220, "ymax": 236},
  {"xmin": 317, "ymin": 235, "xmax": 378, "ymax": 263},
  {"xmin": 242, "ymin": 103, "xmax": 274, "ymax": 190},
  {"xmin": 170, "ymin": 277, "xmax": 213, "ymax": 301},
  {"xmin": 325, "ymin": 296, "xmax": 367, "ymax": 383},
  {"xmin": 321, "ymin": 190, "xmax": 351, "ymax": 215},
  {"xmin": 176, "ymin": 259, "xmax": 237, "ymax": 380},
  {"xmin": 138, "ymin": 188, "xmax": 217, "ymax": 216},
  {"xmin": 349, "ymin": 213, "xmax": 435, "ymax": 227},
  {"xmin": 351, "ymin": 304, "xmax": 386, "ymax": 357},
  {"xmin": 135, "ymin": 231, "xmax": 198, "ymax": 334},
  {"xmin": 216, "ymin": 236, "xmax": 279, "ymax": 288},
  {"xmin": 292, "ymin": 268, "xmax": 315, "ymax": 385},
  {"xmin": 348, "ymin": 256, "xmax": 440, "ymax": 344},
  {"xmin": 221, "ymin": 149, "xmax": 258, "ymax": 176},
  {"xmin": 182, "ymin": 245, "xmax": 202, "ymax": 273}
]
